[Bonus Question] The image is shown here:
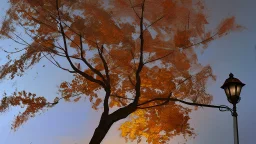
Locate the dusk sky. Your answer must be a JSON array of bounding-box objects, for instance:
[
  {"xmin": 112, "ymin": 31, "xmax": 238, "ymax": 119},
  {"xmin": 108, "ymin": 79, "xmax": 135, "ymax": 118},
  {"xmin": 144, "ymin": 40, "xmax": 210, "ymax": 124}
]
[{"xmin": 0, "ymin": 0, "xmax": 256, "ymax": 144}]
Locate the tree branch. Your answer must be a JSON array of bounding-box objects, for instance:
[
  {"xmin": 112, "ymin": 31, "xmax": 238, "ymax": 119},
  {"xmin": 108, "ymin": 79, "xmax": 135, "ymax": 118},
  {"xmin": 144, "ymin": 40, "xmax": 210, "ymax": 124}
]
[
  {"xmin": 19, "ymin": 18, "xmax": 107, "ymax": 80},
  {"xmin": 56, "ymin": 0, "xmax": 105, "ymax": 88},
  {"xmin": 138, "ymin": 96, "xmax": 228, "ymax": 110},
  {"xmin": 47, "ymin": 52, "xmax": 76, "ymax": 73},
  {"xmin": 137, "ymin": 92, "xmax": 172, "ymax": 107},
  {"xmin": 110, "ymin": 94, "xmax": 134, "ymax": 100},
  {"xmin": 128, "ymin": 0, "xmax": 141, "ymax": 19},
  {"xmin": 137, "ymin": 74, "xmax": 192, "ymax": 107},
  {"xmin": 79, "ymin": 35, "xmax": 106, "ymax": 82},
  {"xmin": 128, "ymin": 75, "xmax": 135, "ymax": 86},
  {"xmin": 144, "ymin": 15, "xmax": 165, "ymax": 31},
  {"xmin": 14, "ymin": 22, "xmax": 79, "ymax": 74},
  {"xmin": 133, "ymin": 0, "xmax": 146, "ymax": 105},
  {"xmin": 95, "ymin": 44, "xmax": 111, "ymax": 115},
  {"xmin": 31, "ymin": 1, "xmax": 97, "ymax": 46}
]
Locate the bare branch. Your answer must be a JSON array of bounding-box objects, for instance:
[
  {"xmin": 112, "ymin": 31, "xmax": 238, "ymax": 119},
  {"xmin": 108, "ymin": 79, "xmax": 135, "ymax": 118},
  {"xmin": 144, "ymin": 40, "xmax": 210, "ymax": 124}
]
[
  {"xmin": 12, "ymin": 33, "xmax": 31, "ymax": 46},
  {"xmin": 42, "ymin": 52, "xmax": 75, "ymax": 73},
  {"xmin": 5, "ymin": 35, "xmax": 28, "ymax": 46},
  {"xmin": 54, "ymin": 52, "xmax": 82, "ymax": 60},
  {"xmin": 1, "ymin": 47, "xmax": 27, "ymax": 54},
  {"xmin": 48, "ymin": 52, "xmax": 76, "ymax": 73}
]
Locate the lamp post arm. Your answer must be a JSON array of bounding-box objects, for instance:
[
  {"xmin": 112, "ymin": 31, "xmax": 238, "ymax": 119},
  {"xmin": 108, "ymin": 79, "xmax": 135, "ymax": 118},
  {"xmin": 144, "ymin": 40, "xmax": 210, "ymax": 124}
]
[
  {"xmin": 170, "ymin": 98, "xmax": 238, "ymax": 144},
  {"xmin": 169, "ymin": 98, "xmax": 233, "ymax": 114}
]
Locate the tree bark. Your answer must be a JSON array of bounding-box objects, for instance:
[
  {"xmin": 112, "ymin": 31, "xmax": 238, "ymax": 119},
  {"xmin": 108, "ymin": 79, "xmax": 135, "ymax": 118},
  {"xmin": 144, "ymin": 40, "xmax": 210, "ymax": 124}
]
[
  {"xmin": 89, "ymin": 116, "xmax": 114, "ymax": 144},
  {"xmin": 89, "ymin": 104, "xmax": 137, "ymax": 144}
]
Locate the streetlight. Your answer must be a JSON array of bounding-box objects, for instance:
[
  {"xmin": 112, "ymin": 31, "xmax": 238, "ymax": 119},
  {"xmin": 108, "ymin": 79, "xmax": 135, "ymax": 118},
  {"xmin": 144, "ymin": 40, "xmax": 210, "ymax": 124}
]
[
  {"xmin": 221, "ymin": 73, "xmax": 245, "ymax": 144},
  {"xmin": 169, "ymin": 73, "xmax": 245, "ymax": 144},
  {"xmin": 221, "ymin": 73, "xmax": 245, "ymax": 105}
]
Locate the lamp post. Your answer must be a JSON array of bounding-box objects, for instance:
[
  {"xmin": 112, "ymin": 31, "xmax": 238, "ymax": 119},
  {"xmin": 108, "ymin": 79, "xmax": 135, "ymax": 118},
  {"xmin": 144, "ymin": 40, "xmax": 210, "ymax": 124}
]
[
  {"xmin": 167, "ymin": 73, "xmax": 245, "ymax": 144},
  {"xmin": 221, "ymin": 73, "xmax": 245, "ymax": 144}
]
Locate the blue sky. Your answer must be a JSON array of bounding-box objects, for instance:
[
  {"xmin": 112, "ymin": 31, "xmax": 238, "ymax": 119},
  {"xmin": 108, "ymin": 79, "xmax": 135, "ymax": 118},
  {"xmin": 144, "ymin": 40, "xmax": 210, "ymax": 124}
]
[{"xmin": 0, "ymin": 0, "xmax": 256, "ymax": 144}]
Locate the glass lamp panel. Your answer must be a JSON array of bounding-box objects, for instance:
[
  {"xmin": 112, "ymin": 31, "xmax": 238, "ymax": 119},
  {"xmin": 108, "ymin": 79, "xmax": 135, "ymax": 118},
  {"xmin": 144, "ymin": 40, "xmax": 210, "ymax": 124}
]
[
  {"xmin": 229, "ymin": 84, "xmax": 236, "ymax": 97},
  {"xmin": 236, "ymin": 84, "xmax": 242, "ymax": 97},
  {"xmin": 225, "ymin": 87, "xmax": 230, "ymax": 97}
]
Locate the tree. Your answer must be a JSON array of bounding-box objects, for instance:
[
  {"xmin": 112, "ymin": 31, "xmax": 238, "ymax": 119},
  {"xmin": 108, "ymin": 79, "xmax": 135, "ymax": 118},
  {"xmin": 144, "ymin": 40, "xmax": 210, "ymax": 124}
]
[{"xmin": 0, "ymin": 0, "xmax": 241, "ymax": 143}]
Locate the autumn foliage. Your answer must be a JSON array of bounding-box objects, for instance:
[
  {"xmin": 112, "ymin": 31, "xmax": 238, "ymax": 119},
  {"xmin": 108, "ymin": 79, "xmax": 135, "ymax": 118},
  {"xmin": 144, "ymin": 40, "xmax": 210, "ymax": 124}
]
[{"xmin": 0, "ymin": 0, "xmax": 241, "ymax": 143}]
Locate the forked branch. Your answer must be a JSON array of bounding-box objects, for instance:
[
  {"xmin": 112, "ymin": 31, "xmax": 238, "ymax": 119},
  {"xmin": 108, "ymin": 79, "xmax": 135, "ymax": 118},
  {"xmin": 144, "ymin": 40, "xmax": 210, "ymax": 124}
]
[
  {"xmin": 97, "ymin": 44, "xmax": 110, "ymax": 84},
  {"xmin": 128, "ymin": 0, "xmax": 141, "ymax": 19},
  {"xmin": 56, "ymin": 0, "xmax": 105, "ymax": 88},
  {"xmin": 144, "ymin": 15, "xmax": 165, "ymax": 31},
  {"xmin": 96, "ymin": 44, "xmax": 111, "ymax": 115},
  {"xmin": 79, "ymin": 34, "xmax": 106, "ymax": 82}
]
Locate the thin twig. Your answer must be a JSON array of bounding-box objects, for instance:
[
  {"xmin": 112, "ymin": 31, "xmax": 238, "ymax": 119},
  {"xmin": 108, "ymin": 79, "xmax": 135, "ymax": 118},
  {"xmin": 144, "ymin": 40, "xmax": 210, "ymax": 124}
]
[{"xmin": 144, "ymin": 15, "xmax": 165, "ymax": 31}]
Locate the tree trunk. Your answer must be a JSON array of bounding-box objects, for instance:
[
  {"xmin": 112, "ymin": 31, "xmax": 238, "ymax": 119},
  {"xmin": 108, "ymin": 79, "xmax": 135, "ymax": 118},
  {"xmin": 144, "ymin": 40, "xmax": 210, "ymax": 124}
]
[
  {"xmin": 89, "ymin": 104, "xmax": 137, "ymax": 144},
  {"xmin": 89, "ymin": 119, "xmax": 113, "ymax": 144}
]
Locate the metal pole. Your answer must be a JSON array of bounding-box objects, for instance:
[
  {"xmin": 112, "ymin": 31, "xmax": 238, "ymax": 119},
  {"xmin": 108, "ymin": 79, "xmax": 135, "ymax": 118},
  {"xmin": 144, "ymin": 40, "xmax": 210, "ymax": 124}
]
[{"xmin": 232, "ymin": 104, "xmax": 239, "ymax": 144}]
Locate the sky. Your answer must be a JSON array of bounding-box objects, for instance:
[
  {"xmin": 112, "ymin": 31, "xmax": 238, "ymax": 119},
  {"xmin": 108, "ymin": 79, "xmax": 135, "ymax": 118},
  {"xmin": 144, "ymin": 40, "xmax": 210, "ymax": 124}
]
[{"xmin": 0, "ymin": 0, "xmax": 256, "ymax": 144}]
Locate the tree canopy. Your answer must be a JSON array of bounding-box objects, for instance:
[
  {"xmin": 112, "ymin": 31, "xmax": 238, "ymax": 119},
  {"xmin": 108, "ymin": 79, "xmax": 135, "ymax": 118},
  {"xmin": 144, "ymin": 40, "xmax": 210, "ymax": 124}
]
[{"xmin": 0, "ymin": 0, "xmax": 241, "ymax": 143}]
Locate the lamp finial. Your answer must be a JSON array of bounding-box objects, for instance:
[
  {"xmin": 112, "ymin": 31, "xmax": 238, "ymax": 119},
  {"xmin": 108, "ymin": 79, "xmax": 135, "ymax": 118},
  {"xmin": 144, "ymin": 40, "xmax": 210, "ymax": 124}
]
[{"xmin": 229, "ymin": 73, "xmax": 234, "ymax": 78}]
